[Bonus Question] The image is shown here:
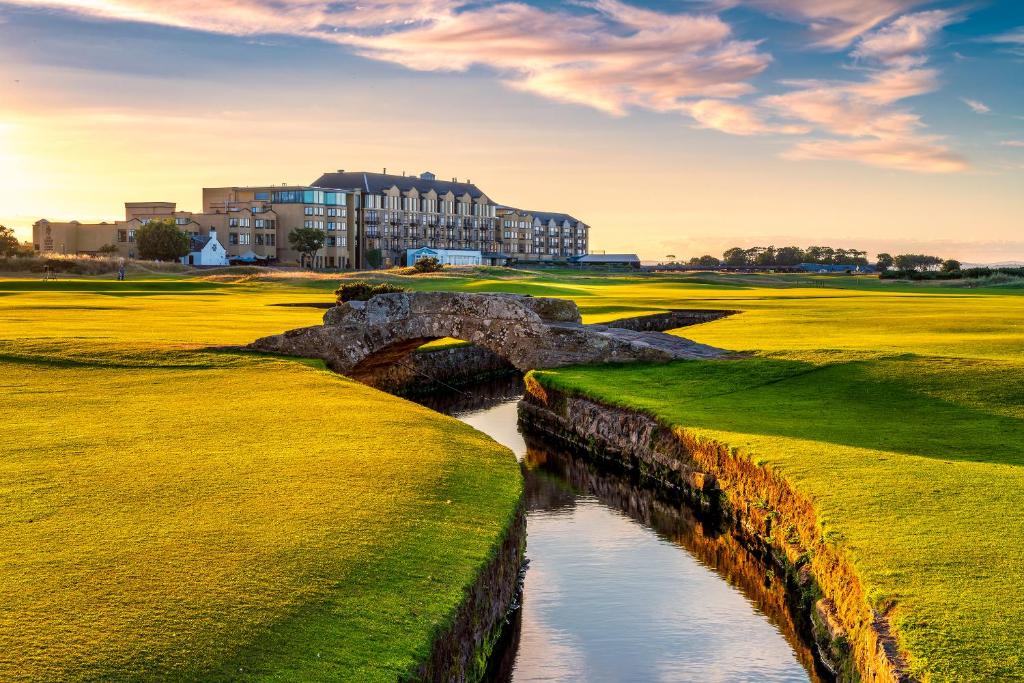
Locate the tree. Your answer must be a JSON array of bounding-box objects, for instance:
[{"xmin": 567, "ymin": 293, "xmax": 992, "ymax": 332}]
[
  {"xmin": 876, "ymin": 253, "xmax": 894, "ymax": 271},
  {"xmin": 413, "ymin": 256, "xmax": 443, "ymax": 273},
  {"xmin": 696, "ymin": 254, "xmax": 721, "ymax": 267},
  {"xmin": 0, "ymin": 225, "xmax": 21, "ymax": 257},
  {"xmin": 288, "ymin": 227, "xmax": 326, "ymax": 269},
  {"xmin": 365, "ymin": 248, "xmax": 383, "ymax": 270},
  {"xmin": 775, "ymin": 246, "xmax": 804, "ymax": 266},
  {"xmin": 941, "ymin": 259, "xmax": 962, "ymax": 273},
  {"xmin": 722, "ymin": 247, "xmax": 747, "ymax": 267},
  {"xmin": 136, "ymin": 219, "xmax": 189, "ymax": 261},
  {"xmin": 893, "ymin": 253, "xmax": 943, "ymax": 272}
]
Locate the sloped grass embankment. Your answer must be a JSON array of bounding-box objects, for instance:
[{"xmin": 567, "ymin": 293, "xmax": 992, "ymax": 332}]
[{"xmin": 0, "ymin": 278, "xmax": 523, "ymax": 680}]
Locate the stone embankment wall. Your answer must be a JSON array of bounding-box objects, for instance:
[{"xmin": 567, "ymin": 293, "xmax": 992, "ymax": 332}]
[
  {"xmin": 405, "ymin": 503, "xmax": 526, "ymax": 683},
  {"xmin": 519, "ymin": 379, "xmax": 913, "ymax": 683}
]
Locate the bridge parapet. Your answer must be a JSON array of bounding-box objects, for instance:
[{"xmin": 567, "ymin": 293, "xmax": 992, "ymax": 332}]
[{"xmin": 248, "ymin": 292, "xmax": 726, "ymax": 380}]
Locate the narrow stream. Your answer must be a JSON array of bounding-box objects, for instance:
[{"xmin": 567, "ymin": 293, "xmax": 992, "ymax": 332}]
[{"xmin": 415, "ymin": 376, "xmax": 827, "ymax": 683}]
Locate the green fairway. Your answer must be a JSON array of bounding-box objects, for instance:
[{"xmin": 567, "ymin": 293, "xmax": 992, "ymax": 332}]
[
  {"xmin": 503, "ymin": 273, "xmax": 1023, "ymax": 682},
  {"xmin": 0, "ymin": 277, "xmax": 522, "ymax": 680},
  {"xmin": 4, "ymin": 268, "xmax": 1023, "ymax": 681}
]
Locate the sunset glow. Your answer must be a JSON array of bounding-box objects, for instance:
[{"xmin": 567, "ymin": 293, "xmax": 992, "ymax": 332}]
[{"xmin": 1, "ymin": 0, "xmax": 1022, "ymax": 261}]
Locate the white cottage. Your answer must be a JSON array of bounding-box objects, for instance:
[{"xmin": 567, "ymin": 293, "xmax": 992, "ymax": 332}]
[{"xmin": 181, "ymin": 230, "xmax": 229, "ymax": 267}]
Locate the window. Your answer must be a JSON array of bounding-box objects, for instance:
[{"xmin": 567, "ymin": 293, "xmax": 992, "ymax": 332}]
[
  {"xmin": 229, "ymin": 233, "xmax": 239, "ymax": 245},
  {"xmin": 239, "ymin": 234, "xmax": 251, "ymax": 245},
  {"xmin": 255, "ymin": 192, "xmax": 270, "ymax": 201},
  {"xmin": 304, "ymin": 207, "xmax": 314, "ymax": 216},
  {"xmin": 304, "ymin": 220, "xmax": 313, "ymax": 228},
  {"xmin": 117, "ymin": 230, "xmax": 127, "ymax": 242},
  {"xmin": 255, "ymin": 219, "xmax": 267, "ymax": 229},
  {"xmin": 326, "ymin": 237, "xmax": 336, "ymax": 247},
  {"xmin": 229, "ymin": 218, "xmax": 239, "ymax": 227},
  {"xmin": 127, "ymin": 230, "xmax": 136, "ymax": 243},
  {"xmin": 268, "ymin": 234, "xmax": 276, "ymax": 246},
  {"xmin": 252, "ymin": 205, "xmax": 264, "ymax": 213},
  {"xmin": 255, "ymin": 235, "xmax": 264, "ymax": 246},
  {"xmin": 175, "ymin": 217, "xmax": 189, "ymax": 225},
  {"xmin": 239, "ymin": 218, "xmax": 250, "ymax": 227}
]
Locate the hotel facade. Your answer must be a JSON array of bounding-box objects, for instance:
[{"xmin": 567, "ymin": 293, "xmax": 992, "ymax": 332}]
[{"xmin": 33, "ymin": 169, "xmax": 590, "ymax": 269}]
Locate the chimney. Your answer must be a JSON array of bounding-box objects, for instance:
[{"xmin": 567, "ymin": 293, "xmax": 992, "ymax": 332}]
[{"xmin": 383, "ymin": 167, "xmax": 387, "ymax": 174}]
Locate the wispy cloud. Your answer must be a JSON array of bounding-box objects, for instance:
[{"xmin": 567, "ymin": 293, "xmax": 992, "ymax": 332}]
[
  {"xmin": 4, "ymin": 0, "xmax": 769, "ymax": 118},
  {"xmin": 1001, "ymin": 140, "xmax": 1024, "ymax": 148},
  {"xmin": 961, "ymin": 97, "xmax": 990, "ymax": 114},
  {"xmin": 782, "ymin": 136, "xmax": 965, "ymax": 173},
  {"xmin": 757, "ymin": 10, "xmax": 963, "ymax": 173},
  {"xmin": 734, "ymin": 0, "xmax": 928, "ymax": 48},
  {"xmin": 852, "ymin": 9, "xmax": 955, "ymax": 66},
  {"xmin": 2, "ymin": 0, "xmax": 970, "ymax": 174},
  {"xmin": 986, "ymin": 28, "xmax": 1024, "ymax": 45}
]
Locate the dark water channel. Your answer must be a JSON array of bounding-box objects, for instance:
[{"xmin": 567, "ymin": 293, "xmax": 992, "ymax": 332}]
[{"xmin": 414, "ymin": 377, "xmax": 827, "ymax": 683}]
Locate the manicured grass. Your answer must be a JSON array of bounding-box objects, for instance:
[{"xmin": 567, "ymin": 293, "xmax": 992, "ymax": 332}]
[
  {"xmin": 0, "ymin": 278, "xmax": 522, "ymax": 680},
  {"xmin": 510, "ymin": 274, "xmax": 1024, "ymax": 682}
]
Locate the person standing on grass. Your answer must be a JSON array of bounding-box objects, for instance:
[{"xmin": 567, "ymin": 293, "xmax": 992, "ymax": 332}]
[{"xmin": 117, "ymin": 258, "xmax": 126, "ymax": 281}]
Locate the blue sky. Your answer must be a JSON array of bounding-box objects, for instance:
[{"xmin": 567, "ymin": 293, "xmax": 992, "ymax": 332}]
[{"xmin": 1, "ymin": 0, "xmax": 1022, "ymax": 260}]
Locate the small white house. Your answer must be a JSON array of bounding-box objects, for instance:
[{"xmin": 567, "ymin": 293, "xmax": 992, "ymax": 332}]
[
  {"xmin": 406, "ymin": 247, "xmax": 482, "ymax": 267},
  {"xmin": 181, "ymin": 230, "xmax": 229, "ymax": 267}
]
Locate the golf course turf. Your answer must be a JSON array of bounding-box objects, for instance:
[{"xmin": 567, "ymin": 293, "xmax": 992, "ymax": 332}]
[
  {"xmin": 2, "ymin": 268, "xmax": 1023, "ymax": 681},
  {"xmin": 0, "ymin": 277, "xmax": 523, "ymax": 680}
]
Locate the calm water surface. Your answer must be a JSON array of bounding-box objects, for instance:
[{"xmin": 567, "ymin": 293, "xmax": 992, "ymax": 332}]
[{"xmin": 416, "ymin": 378, "xmax": 825, "ymax": 683}]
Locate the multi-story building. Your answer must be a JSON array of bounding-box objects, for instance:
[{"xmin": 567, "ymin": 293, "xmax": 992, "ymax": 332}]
[
  {"xmin": 32, "ymin": 169, "xmax": 590, "ymax": 269},
  {"xmin": 310, "ymin": 170, "xmax": 502, "ymax": 269},
  {"xmin": 496, "ymin": 207, "xmax": 589, "ymax": 261}
]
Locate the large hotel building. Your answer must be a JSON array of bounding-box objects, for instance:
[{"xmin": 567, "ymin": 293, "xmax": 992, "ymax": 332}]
[{"xmin": 32, "ymin": 169, "xmax": 590, "ymax": 269}]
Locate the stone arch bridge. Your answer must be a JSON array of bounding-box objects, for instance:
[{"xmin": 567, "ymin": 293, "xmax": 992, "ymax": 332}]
[{"xmin": 248, "ymin": 292, "xmax": 727, "ymax": 384}]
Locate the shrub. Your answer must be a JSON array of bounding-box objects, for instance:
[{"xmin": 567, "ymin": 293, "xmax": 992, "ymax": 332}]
[
  {"xmin": 335, "ymin": 280, "xmax": 409, "ymax": 303},
  {"xmin": 136, "ymin": 219, "xmax": 190, "ymax": 262},
  {"xmin": 412, "ymin": 256, "xmax": 443, "ymax": 273}
]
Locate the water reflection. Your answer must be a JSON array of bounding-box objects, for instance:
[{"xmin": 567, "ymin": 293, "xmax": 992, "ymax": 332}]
[{"xmin": 415, "ymin": 377, "xmax": 825, "ymax": 683}]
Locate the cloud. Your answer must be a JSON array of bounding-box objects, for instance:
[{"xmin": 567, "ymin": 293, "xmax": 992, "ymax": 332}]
[
  {"xmin": 681, "ymin": 99, "xmax": 808, "ymax": 135},
  {"xmin": 783, "ymin": 136, "xmax": 967, "ymax": 173},
  {"xmin": 762, "ymin": 67, "xmax": 937, "ymax": 137},
  {"xmin": 734, "ymin": 0, "xmax": 928, "ymax": 48},
  {"xmin": 5, "ymin": 0, "xmax": 770, "ymax": 119},
  {"xmin": 961, "ymin": 98, "xmax": 990, "ymax": 114},
  {"xmin": 986, "ymin": 28, "xmax": 1024, "ymax": 45},
  {"xmin": 1001, "ymin": 140, "xmax": 1024, "ymax": 148},
  {"xmin": 852, "ymin": 9, "xmax": 955, "ymax": 65}
]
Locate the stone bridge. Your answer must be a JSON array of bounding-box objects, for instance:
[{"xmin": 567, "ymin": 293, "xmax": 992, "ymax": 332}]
[{"xmin": 248, "ymin": 292, "xmax": 727, "ymax": 383}]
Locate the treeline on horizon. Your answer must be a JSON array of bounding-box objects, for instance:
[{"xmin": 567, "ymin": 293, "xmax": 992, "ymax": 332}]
[
  {"xmin": 673, "ymin": 245, "xmax": 1024, "ymax": 281},
  {"xmin": 677, "ymin": 245, "xmax": 871, "ymax": 268}
]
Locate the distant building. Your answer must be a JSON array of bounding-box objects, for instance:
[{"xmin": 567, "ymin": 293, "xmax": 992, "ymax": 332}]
[
  {"xmin": 570, "ymin": 254, "xmax": 641, "ymax": 269},
  {"xmin": 496, "ymin": 207, "xmax": 589, "ymax": 262},
  {"xmin": 33, "ymin": 168, "xmax": 593, "ymax": 270},
  {"xmin": 406, "ymin": 247, "xmax": 482, "ymax": 267},
  {"xmin": 181, "ymin": 230, "xmax": 229, "ymax": 266},
  {"xmin": 797, "ymin": 263, "xmax": 875, "ymax": 274}
]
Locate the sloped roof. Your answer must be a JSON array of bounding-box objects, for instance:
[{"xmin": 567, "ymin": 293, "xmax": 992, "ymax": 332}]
[
  {"xmin": 575, "ymin": 254, "xmax": 640, "ymax": 263},
  {"xmin": 311, "ymin": 171, "xmax": 488, "ymax": 199},
  {"xmin": 519, "ymin": 209, "xmax": 584, "ymax": 225},
  {"xmin": 189, "ymin": 234, "xmax": 211, "ymax": 251}
]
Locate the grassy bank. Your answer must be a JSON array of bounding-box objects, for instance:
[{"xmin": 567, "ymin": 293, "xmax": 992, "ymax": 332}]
[
  {"xmin": 507, "ymin": 274, "xmax": 1023, "ymax": 681},
  {"xmin": 253, "ymin": 265, "xmax": 1024, "ymax": 678},
  {"xmin": 0, "ymin": 278, "xmax": 522, "ymax": 680}
]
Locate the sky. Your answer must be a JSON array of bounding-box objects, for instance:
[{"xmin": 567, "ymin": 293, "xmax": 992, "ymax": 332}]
[{"xmin": 0, "ymin": 0, "xmax": 1022, "ymax": 262}]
